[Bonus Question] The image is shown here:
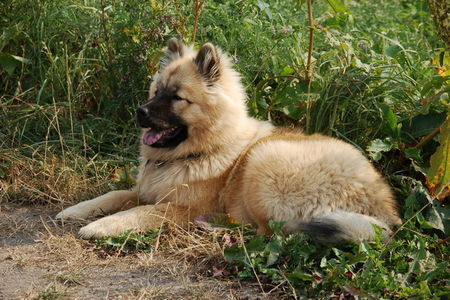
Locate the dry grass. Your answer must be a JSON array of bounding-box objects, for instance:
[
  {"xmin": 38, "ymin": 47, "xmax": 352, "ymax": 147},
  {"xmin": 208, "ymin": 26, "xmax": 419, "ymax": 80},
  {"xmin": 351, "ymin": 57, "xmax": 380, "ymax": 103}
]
[
  {"xmin": 0, "ymin": 149, "xmax": 114, "ymax": 208},
  {"xmin": 0, "ymin": 205, "xmax": 280, "ymax": 299}
]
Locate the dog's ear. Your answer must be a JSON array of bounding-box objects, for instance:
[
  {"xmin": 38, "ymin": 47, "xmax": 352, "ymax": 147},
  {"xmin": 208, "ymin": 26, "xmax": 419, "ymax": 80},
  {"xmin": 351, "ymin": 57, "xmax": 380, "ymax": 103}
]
[
  {"xmin": 167, "ymin": 37, "xmax": 185, "ymax": 57},
  {"xmin": 194, "ymin": 43, "xmax": 221, "ymax": 83},
  {"xmin": 162, "ymin": 37, "xmax": 185, "ymax": 65}
]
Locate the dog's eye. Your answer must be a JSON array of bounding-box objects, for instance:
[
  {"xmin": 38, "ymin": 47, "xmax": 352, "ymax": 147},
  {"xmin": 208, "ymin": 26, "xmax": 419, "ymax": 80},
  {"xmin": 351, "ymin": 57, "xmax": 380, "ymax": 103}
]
[{"xmin": 173, "ymin": 94, "xmax": 192, "ymax": 104}]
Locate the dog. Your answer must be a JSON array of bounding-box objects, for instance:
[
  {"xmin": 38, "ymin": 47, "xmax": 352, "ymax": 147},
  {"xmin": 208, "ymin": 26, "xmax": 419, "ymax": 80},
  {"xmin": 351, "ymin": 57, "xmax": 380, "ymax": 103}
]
[{"xmin": 56, "ymin": 38, "xmax": 401, "ymax": 243}]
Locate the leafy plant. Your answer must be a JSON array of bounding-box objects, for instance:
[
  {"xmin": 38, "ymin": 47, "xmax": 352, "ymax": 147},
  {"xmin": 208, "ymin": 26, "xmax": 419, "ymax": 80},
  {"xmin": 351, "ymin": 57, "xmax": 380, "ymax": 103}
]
[
  {"xmin": 97, "ymin": 229, "xmax": 158, "ymax": 254},
  {"xmin": 223, "ymin": 221, "xmax": 449, "ymax": 298}
]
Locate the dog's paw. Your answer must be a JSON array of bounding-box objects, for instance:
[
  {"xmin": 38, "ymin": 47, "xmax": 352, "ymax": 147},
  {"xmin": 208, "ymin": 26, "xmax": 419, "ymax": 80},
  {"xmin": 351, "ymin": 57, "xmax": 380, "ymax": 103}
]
[
  {"xmin": 78, "ymin": 215, "xmax": 136, "ymax": 239},
  {"xmin": 55, "ymin": 202, "xmax": 100, "ymax": 220}
]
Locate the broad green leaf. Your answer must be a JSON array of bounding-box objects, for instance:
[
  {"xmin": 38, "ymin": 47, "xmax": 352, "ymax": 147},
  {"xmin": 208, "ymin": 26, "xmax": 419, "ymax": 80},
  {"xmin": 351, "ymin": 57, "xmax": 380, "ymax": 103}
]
[
  {"xmin": 405, "ymin": 147, "xmax": 422, "ymax": 163},
  {"xmin": 367, "ymin": 138, "xmax": 395, "ymax": 161},
  {"xmin": 246, "ymin": 236, "xmax": 266, "ymax": 253},
  {"xmin": 381, "ymin": 104, "xmax": 401, "ymax": 138},
  {"xmin": 427, "ymin": 202, "xmax": 450, "ymax": 235},
  {"xmin": 224, "ymin": 245, "xmax": 246, "ymax": 264},
  {"xmin": 0, "ymin": 53, "xmax": 22, "ymax": 75},
  {"xmin": 0, "ymin": 52, "xmax": 30, "ymax": 75},
  {"xmin": 426, "ymin": 114, "xmax": 450, "ymax": 201},
  {"xmin": 402, "ymin": 179, "xmax": 449, "ymax": 233},
  {"xmin": 404, "ymin": 190, "xmax": 421, "ymax": 219},
  {"xmin": 402, "ymin": 113, "xmax": 446, "ymax": 139},
  {"xmin": 385, "ymin": 45, "xmax": 402, "ymax": 58},
  {"xmin": 265, "ymin": 236, "xmax": 283, "ymax": 266},
  {"xmin": 425, "ymin": 200, "xmax": 446, "ymax": 233}
]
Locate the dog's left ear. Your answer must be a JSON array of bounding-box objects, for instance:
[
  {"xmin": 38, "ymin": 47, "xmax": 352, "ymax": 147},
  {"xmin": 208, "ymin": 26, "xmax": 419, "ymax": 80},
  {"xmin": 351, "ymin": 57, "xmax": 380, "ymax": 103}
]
[
  {"xmin": 167, "ymin": 37, "xmax": 185, "ymax": 57},
  {"xmin": 194, "ymin": 43, "xmax": 221, "ymax": 83},
  {"xmin": 162, "ymin": 37, "xmax": 186, "ymax": 65}
]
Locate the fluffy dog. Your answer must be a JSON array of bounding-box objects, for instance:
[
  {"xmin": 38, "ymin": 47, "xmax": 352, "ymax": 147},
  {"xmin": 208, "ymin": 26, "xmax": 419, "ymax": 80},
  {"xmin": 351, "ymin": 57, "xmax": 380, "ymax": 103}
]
[{"xmin": 56, "ymin": 38, "xmax": 401, "ymax": 242}]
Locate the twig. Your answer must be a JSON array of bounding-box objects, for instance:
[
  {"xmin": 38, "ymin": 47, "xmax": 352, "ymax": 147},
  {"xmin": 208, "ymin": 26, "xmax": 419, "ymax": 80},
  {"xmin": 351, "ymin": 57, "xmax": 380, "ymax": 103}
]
[
  {"xmin": 278, "ymin": 270, "xmax": 298, "ymax": 299},
  {"xmin": 415, "ymin": 126, "xmax": 441, "ymax": 149},
  {"xmin": 382, "ymin": 202, "xmax": 431, "ymax": 249},
  {"xmin": 429, "ymin": 236, "xmax": 450, "ymax": 249},
  {"xmin": 40, "ymin": 216, "xmax": 55, "ymax": 238},
  {"xmin": 150, "ymin": 203, "xmax": 171, "ymax": 259},
  {"xmin": 117, "ymin": 229, "xmax": 134, "ymax": 257},
  {"xmin": 238, "ymin": 228, "xmax": 265, "ymax": 294}
]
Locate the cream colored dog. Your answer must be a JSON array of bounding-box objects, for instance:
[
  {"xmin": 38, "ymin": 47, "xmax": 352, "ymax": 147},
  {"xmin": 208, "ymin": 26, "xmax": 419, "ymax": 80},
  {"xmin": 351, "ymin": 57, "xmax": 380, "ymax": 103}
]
[{"xmin": 56, "ymin": 38, "xmax": 401, "ymax": 242}]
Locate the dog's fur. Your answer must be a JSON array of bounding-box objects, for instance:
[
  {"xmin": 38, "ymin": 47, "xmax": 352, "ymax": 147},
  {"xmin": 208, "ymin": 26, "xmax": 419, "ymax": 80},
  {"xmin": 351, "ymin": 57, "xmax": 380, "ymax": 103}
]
[{"xmin": 56, "ymin": 38, "xmax": 401, "ymax": 243}]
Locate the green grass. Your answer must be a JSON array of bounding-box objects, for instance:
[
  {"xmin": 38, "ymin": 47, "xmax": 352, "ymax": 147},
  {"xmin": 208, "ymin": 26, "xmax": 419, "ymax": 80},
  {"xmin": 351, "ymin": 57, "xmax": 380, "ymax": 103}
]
[{"xmin": 1, "ymin": 0, "xmax": 449, "ymax": 298}]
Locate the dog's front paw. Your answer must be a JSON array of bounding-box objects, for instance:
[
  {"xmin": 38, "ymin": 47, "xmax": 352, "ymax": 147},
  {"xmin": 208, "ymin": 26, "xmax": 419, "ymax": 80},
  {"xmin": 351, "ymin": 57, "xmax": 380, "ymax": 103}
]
[
  {"xmin": 56, "ymin": 206, "xmax": 89, "ymax": 220},
  {"xmin": 55, "ymin": 201, "xmax": 102, "ymax": 220},
  {"xmin": 78, "ymin": 215, "xmax": 137, "ymax": 239}
]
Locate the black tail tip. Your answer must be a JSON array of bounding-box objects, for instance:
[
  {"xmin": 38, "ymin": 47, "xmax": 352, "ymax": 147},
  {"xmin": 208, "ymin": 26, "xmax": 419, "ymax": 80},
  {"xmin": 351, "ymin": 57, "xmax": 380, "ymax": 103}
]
[{"xmin": 285, "ymin": 219, "xmax": 345, "ymax": 244}]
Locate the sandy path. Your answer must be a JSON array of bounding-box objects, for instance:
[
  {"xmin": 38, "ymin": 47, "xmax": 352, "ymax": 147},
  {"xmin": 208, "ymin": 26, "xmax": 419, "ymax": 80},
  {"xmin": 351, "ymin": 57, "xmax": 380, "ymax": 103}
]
[{"xmin": 0, "ymin": 205, "xmax": 268, "ymax": 299}]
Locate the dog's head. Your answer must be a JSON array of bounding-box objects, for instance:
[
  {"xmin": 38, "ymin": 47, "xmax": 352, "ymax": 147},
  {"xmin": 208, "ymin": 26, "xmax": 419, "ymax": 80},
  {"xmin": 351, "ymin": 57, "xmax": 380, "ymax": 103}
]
[{"xmin": 137, "ymin": 38, "xmax": 248, "ymax": 158}]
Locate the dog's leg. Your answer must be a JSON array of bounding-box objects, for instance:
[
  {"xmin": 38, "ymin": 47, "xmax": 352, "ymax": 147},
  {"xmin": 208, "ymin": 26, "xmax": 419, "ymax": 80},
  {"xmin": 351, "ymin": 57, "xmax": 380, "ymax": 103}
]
[
  {"xmin": 78, "ymin": 202, "xmax": 200, "ymax": 239},
  {"xmin": 55, "ymin": 190, "xmax": 138, "ymax": 220}
]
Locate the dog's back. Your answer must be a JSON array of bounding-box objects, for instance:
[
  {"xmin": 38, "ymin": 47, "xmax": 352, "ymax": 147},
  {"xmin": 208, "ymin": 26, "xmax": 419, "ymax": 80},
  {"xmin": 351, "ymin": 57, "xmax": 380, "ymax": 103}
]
[{"xmin": 223, "ymin": 129, "xmax": 401, "ymax": 242}]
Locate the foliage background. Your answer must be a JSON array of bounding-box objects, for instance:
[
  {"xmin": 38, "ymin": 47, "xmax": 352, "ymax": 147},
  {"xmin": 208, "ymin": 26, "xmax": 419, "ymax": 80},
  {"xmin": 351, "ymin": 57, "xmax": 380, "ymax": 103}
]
[{"xmin": 0, "ymin": 0, "xmax": 448, "ymax": 298}]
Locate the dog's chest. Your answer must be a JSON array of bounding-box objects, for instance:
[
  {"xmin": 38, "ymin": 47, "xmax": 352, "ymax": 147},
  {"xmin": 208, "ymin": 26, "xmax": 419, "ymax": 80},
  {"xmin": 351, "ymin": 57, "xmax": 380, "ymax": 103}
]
[{"xmin": 136, "ymin": 162, "xmax": 227, "ymax": 208}]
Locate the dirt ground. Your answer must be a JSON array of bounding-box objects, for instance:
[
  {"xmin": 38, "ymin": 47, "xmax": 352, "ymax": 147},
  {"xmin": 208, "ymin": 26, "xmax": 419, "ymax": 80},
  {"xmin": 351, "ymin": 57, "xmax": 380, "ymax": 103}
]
[{"xmin": 0, "ymin": 205, "xmax": 277, "ymax": 300}]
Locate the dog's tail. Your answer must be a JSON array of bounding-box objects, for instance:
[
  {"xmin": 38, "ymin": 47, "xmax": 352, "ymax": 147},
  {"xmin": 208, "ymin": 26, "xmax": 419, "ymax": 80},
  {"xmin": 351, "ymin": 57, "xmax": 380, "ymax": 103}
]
[{"xmin": 283, "ymin": 210, "xmax": 393, "ymax": 244}]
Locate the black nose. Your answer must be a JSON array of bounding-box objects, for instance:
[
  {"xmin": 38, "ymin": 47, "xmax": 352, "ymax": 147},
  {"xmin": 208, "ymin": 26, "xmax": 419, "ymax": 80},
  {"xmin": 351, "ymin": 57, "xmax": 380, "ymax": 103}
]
[
  {"xmin": 136, "ymin": 106, "xmax": 150, "ymax": 127},
  {"xmin": 137, "ymin": 106, "xmax": 149, "ymax": 119}
]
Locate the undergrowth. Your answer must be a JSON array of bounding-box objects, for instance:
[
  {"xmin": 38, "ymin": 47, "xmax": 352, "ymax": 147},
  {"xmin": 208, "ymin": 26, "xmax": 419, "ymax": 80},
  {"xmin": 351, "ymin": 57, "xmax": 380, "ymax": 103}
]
[
  {"xmin": 96, "ymin": 216, "xmax": 449, "ymax": 298},
  {"xmin": 1, "ymin": 0, "xmax": 449, "ymax": 298}
]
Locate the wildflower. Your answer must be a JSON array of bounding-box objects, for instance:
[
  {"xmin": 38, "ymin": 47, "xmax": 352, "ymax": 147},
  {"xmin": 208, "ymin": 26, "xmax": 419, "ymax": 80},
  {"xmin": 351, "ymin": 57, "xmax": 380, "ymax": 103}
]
[{"xmin": 282, "ymin": 26, "xmax": 293, "ymax": 34}]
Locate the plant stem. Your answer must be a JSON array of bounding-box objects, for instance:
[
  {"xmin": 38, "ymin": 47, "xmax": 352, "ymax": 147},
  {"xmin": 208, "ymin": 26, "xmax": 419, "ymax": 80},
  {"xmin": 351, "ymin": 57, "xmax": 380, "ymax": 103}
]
[
  {"xmin": 192, "ymin": 0, "xmax": 205, "ymax": 43},
  {"xmin": 415, "ymin": 126, "xmax": 441, "ymax": 149},
  {"xmin": 306, "ymin": 0, "xmax": 314, "ymax": 81},
  {"xmin": 100, "ymin": 0, "xmax": 113, "ymax": 66}
]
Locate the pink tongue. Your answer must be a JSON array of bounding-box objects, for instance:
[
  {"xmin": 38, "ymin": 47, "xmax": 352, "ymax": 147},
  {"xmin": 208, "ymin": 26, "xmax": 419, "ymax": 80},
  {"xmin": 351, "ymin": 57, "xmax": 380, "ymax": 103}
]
[{"xmin": 143, "ymin": 130, "xmax": 165, "ymax": 145}]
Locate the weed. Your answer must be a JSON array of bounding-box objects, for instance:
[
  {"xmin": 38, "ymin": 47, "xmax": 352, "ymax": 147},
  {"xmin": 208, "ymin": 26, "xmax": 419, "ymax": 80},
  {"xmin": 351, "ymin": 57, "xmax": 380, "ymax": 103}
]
[
  {"xmin": 34, "ymin": 285, "xmax": 64, "ymax": 300},
  {"xmin": 97, "ymin": 229, "xmax": 159, "ymax": 254},
  {"xmin": 55, "ymin": 271, "xmax": 84, "ymax": 287}
]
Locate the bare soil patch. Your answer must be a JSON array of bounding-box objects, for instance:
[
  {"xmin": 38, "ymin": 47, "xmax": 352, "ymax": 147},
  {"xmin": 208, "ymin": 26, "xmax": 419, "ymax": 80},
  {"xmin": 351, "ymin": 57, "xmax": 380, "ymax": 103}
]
[{"xmin": 0, "ymin": 205, "xmax": 272, "ymax": 299}]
